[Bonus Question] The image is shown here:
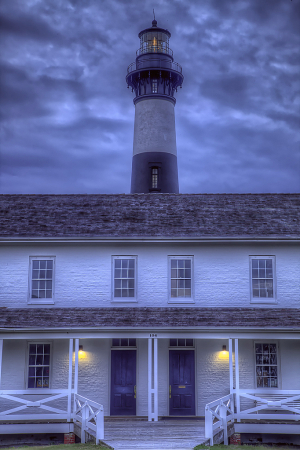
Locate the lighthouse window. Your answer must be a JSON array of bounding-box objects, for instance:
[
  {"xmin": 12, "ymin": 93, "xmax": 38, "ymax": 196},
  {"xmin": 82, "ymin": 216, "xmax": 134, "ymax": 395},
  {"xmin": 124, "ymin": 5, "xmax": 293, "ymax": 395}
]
[
  {"xmin": 152, "ymin": 80, "xmax": 158, "ymax": 93},
  {"xmin": 152, "ymin": 167, "xmax": 158, "ymax": 189}
]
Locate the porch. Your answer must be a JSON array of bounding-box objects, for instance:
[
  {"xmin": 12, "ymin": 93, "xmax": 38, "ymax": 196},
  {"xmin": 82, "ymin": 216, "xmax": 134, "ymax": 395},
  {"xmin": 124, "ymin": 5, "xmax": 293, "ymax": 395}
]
[{"xmin": 0, "ymin": 334, "xmax": 300, "ymax": 445}]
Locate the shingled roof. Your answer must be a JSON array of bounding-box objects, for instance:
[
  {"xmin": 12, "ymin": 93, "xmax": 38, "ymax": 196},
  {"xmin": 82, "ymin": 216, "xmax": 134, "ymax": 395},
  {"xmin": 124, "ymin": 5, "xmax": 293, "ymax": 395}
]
[
  {"xmin": 0, "ymin": 194, "xmax": 299, "ymax": 239},
  {"xmin": 1, "ymin": 307, "xmax": 299, "ymax": 330}
]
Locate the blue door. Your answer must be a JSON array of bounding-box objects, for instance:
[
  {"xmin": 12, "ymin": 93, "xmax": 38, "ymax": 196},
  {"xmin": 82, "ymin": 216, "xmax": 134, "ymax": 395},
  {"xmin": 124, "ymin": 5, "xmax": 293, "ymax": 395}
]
[
  {"xmin": 110, "ymin": 350, "xmax": 136, "ymax": 415},
  {"xmin": 169, "ymin": 350, "xmax": 195, "ymax": 415}
]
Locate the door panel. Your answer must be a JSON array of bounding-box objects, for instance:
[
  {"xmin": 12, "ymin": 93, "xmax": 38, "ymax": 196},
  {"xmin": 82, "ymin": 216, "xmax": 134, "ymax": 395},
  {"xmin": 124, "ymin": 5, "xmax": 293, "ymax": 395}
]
[
  {"xmin": 111, "ymin": 350, "xmax": 136, "ymax": 415},
  {"xmin": 169, "ymin": 350, "xmax": 195, "ymax": 415}
]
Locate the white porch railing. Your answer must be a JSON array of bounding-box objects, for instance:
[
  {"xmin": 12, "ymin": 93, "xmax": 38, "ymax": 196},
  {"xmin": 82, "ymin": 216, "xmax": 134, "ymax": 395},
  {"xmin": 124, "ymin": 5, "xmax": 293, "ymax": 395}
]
[
  {"xmin": 235, "ymin": 389, "xmax": 300, "ymax": 421},
  {"xmin": 205, "ymin": 390, "xmax": 300, "ymax": 445},
  {"xmin": 0, "ymin": 389, "xmax": 72, "ymax": 421},
  {"xmin": 74, "ymin": 393, "xmax": 104, "ymax": 444},
  {"xmin": 205, "ymin": 393, "xmax": 234, "ymax": 445}
]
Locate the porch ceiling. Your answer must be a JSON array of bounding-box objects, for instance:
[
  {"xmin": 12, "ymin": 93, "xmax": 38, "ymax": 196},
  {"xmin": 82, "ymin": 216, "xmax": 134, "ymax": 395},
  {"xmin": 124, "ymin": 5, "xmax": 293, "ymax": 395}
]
[{"xmin": 1, "ymin": 307, "xmax": 300, "ymax": 331}]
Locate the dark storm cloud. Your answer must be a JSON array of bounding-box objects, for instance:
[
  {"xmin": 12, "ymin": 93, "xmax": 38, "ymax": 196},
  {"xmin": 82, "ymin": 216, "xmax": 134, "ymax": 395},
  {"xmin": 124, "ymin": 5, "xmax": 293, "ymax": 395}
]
[{"xmin": 0, "ymin": 0, "xmax": 299, "ymax": 194}]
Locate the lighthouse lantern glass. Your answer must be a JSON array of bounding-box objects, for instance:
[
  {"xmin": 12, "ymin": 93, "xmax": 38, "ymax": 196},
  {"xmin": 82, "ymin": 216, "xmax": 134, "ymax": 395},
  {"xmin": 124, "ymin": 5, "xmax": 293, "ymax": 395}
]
[{"xmin": 140, "ymin": 31, "xmax": 170, "ymax": 54}]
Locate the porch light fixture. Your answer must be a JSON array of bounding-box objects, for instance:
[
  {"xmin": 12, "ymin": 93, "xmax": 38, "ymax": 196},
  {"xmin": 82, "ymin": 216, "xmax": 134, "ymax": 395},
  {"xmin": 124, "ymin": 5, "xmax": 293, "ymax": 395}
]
[
  {"xmin": 222, "ymin": 345, "xmax": 227, "ymax": 353},
  {"xmin": 79, "ymin": 345, "xmax": 83, "ymax": 352}
]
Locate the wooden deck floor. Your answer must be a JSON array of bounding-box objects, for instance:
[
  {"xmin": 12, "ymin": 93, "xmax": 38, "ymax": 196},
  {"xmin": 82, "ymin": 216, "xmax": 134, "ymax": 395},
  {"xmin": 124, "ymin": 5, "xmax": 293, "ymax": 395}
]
[{"xmin": 102, "ymin": 418, "xmax": 207, "ymax": 450}]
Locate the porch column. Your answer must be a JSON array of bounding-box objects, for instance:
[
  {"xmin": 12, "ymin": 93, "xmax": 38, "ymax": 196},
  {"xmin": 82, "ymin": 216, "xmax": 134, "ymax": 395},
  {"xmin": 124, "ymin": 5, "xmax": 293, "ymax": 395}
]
[
  {"xmin": 229, "ymin": 338, "xmax": 233, "ymax": 394},
  {"xmin": 74, "ymin": 339, "xmax": 79, "ymax": 414},
  {"xmin": 0, "ymin": 339, "xmax": 3, "ymax": 388},
  {"xmin": 148, "ymin": 337, "xmax": 158, "ymax": 421},
  {"xmin": 235, "ymin": 338, "xmax": 240, "ymax": 422},
  {"xmin": 67, "ymin": 338, "xmax": 73, "ymax": 422}
]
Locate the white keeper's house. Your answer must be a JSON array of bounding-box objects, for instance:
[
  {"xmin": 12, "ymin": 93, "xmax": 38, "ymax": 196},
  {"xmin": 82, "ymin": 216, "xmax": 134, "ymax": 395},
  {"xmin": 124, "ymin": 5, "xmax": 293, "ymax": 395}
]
[
  {"xmin": 0, "ymin": 193, "xmax": 300, "ymax": 444},
  {"xmin": 1, "ymin": 19, "xmax": 300, "ymax": 446}
]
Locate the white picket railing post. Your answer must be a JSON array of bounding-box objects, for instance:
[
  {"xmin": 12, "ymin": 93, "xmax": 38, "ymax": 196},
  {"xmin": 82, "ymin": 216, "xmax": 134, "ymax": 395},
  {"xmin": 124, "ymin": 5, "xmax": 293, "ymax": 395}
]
[
  {"xmin": 67, "ymin": 338, "xmax": 73, "ymax": 422},
  {"xmin": 205, "ymin": 407, "xmax": 213, "ymax": 445},
  {"xmin": 220, "ymin": 403, "xmax": 228, "ymax": 445},
  {"xmin": 235, "ymin": 338, "xmax": 240, "ymax": 422},
  {"xmin": 96, "ymin": 406, "xmax": 104, "ymax": 442},
  {"xmin": 81, "ymin": 403, "xmax": 88, "ymax": 443}
]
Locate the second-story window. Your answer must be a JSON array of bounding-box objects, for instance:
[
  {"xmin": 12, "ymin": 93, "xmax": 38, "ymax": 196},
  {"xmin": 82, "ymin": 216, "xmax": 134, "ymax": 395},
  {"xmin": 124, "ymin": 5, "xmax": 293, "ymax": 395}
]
[
  {"xmin": 250, "ymin": 256, "xmax": 275, "ymax": 302},
  {"xmin": 152, "ymin": 79, "xmax": 158, "ymax": 93},
  {"xmin": 113, "ymin": 257, "xmax": 137, "ymax": 300},
  {"xmin": 169, "ymin": 257, "xmax": 193, "ymax": 302},
  {"xmin": 29, "ymin": 257, "xmax": 55, "ymax": 304},
  {"xmin": 151, "ymin": 167, "xmax": 158, "ymax": 189}
]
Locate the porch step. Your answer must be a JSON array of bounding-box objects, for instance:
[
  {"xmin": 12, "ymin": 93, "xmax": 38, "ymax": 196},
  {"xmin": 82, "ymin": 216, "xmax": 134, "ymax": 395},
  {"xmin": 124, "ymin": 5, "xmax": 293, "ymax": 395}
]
[{"xmin": 101, "ymin": 419, "xmax": 206, "ymax": 450}]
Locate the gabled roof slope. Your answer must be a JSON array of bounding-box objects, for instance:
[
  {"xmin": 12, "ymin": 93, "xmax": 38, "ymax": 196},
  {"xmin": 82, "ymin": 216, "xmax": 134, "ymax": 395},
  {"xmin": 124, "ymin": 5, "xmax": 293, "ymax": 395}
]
[
  {"xmin": 1, "ymin": 307, "xmax": 299, "ymax": 329},
  {"xmin": 0, "ymin": 194, "xmax": 299, "ymax": 238}
]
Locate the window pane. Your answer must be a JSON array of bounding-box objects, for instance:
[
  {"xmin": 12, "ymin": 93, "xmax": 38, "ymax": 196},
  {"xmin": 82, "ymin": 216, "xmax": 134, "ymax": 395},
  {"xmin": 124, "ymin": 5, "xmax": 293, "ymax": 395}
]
[
  {"xmin": 32, "ymin": 261, "xmax": 39, "ymax": 269},
  {"xmin": 121, "ymin": 339, "xmax": 128, "ymax": 346},
  {"xmin": 28, "ymin": 378, "xmax": 35, "ymax": 388},
  {"xmin": 171, "ymin": 260, "xmax": 177, "ymax": 269},
  {"xmin": 29, "ymin": 355, "xmax": 36, "ymax": 365},
  {"xmin": 178, "ymin": 339, "xmax": 185, "ymax": 347},
  {"xmin": 252, "ymin": 259, "xmax": 258, "ymax": 268},
  {"xmin": 170, "ymin": 339, "xmax": 177, "ymax": 346},
  {"xmin": 266, "ymin": 259, "xmax": 272, "ymax": 268},
  {"xmin": 115, "ymin": 259, "xmax": 121, "ymax": 268},
  {"xmin": 40, "ymin": 261, "xmax": 46, "ymax": 269},
  {"xmin": 186, "ymin": 339, "xmax": 193, "ymax": 346},
  {"xmin": 129, "ymin": 259, "xmax": 135, "ymax": 269},
  {"xmin": 129, "ymin": 339, "xmax": 136, "ymax": 346},
  {"xmin": 122, "ymin": 260, "xmax": 129, "ymax": 269}
]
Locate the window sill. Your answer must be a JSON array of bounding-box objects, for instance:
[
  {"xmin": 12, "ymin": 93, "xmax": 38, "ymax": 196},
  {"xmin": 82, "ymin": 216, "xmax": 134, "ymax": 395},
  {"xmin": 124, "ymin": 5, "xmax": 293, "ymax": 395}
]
[
  {"xmin": 111, "ymin": 298, "xmax": 138, "ymax": 303},
  {"xmin": 168, "ymin": 298, "xmax": 195, "ymax": 304},
  {"xmin": 28, "ymin": 300, "xmax": 55, "ymax": 305},
  {"xmin": 250, "ymin": 298, "xmax": 277, "ymax": 304}
]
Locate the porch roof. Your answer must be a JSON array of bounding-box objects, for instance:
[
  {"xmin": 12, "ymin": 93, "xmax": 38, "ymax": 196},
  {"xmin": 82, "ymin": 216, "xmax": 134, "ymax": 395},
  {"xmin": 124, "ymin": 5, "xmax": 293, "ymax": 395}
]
[
  {"xmin": 1, "ymin": 307, "xmax": 300, "ymax": 331},
  {"xmin": 1, "ymin": 194, "xmax": 299, "ymax": 239}
]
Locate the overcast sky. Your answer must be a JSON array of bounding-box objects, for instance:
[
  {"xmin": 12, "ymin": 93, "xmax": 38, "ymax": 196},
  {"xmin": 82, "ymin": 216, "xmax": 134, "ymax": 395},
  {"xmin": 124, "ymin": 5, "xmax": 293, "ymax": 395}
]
[{"xmin": 1, "ymin": 0, "xmax": 299, "ymax": 194}]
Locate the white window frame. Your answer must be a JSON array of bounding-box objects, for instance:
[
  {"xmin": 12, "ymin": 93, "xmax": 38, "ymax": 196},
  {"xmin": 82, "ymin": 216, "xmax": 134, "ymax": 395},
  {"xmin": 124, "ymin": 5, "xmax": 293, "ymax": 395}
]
[
  {"xmin": 28, "ymin": 256, "xmax": 55, "ymax": 305},
  {"xmin": 26, "ymin": 341, "xmax": 52, "ymax": 389},
  {"xmin": 168, "ymin": 256, "xmax": 194, "ymax": 304},
  {"xmin": 111, "ymin": 256, "xmax": 137, "ymax": 302},
  {"xmin": 254, "ymin": 341, "xmax": 280, "ymax": 389},
  {"xmin": 249, "ymin": 256, "xmax": 276, "ymax": 304}
]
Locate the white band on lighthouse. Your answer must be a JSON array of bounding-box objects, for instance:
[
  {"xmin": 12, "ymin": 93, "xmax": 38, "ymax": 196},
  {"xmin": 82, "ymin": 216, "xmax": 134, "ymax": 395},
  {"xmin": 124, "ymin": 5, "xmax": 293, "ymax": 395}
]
[{"xmin": 133, "ymin": 98, "xmax": 177, "ymax": 157}]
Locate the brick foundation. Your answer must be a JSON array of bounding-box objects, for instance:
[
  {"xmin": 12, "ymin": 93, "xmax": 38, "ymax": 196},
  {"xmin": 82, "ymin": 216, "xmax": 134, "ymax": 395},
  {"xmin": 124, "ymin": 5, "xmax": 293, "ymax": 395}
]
[
  {"xmin": 230, "ymin": 433, "xmax": 241, "ymax": 445},
  {"xmin": 64, "ymin": 433, "xmax": 75, "ymax": 444}
]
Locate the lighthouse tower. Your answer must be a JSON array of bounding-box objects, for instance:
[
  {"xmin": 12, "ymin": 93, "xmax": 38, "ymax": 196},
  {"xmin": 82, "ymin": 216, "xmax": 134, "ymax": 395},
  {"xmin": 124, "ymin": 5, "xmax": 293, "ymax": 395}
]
[{"xmin": 126, "ymin": 19, "xmax": 184, "ymax": 193}]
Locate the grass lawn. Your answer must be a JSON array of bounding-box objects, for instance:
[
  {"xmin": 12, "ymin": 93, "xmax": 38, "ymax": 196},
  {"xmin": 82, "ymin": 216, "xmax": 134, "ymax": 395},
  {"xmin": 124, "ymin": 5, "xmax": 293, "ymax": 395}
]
[{"xmin": 194, "ymin": 446, "xmax": 295, "ymax": 450}]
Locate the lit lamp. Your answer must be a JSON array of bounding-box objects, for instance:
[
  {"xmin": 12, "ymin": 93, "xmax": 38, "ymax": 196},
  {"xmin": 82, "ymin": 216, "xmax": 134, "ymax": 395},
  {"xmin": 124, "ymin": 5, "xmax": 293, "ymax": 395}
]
[
  {"xmin": 222, "ymin": 345, "xmax": 227, "ymax": 354},
  {"xmin": 79, "ymin": 345, "xmax": 83, "ymax": 354}
]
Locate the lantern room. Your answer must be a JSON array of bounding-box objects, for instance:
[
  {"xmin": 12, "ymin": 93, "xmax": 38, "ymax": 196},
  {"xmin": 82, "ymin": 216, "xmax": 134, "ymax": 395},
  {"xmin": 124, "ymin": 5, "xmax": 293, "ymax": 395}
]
[{"xmin": 138, "ymin": 20, "xmax": 172, "ymax": 56}]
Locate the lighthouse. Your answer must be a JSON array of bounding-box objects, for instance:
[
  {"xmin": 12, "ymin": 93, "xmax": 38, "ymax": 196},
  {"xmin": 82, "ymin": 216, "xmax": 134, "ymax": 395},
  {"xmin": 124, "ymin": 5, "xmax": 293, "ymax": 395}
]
[{"xmin": 126, "ymin": 19, "xmax": 184, "ymax": 193}]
